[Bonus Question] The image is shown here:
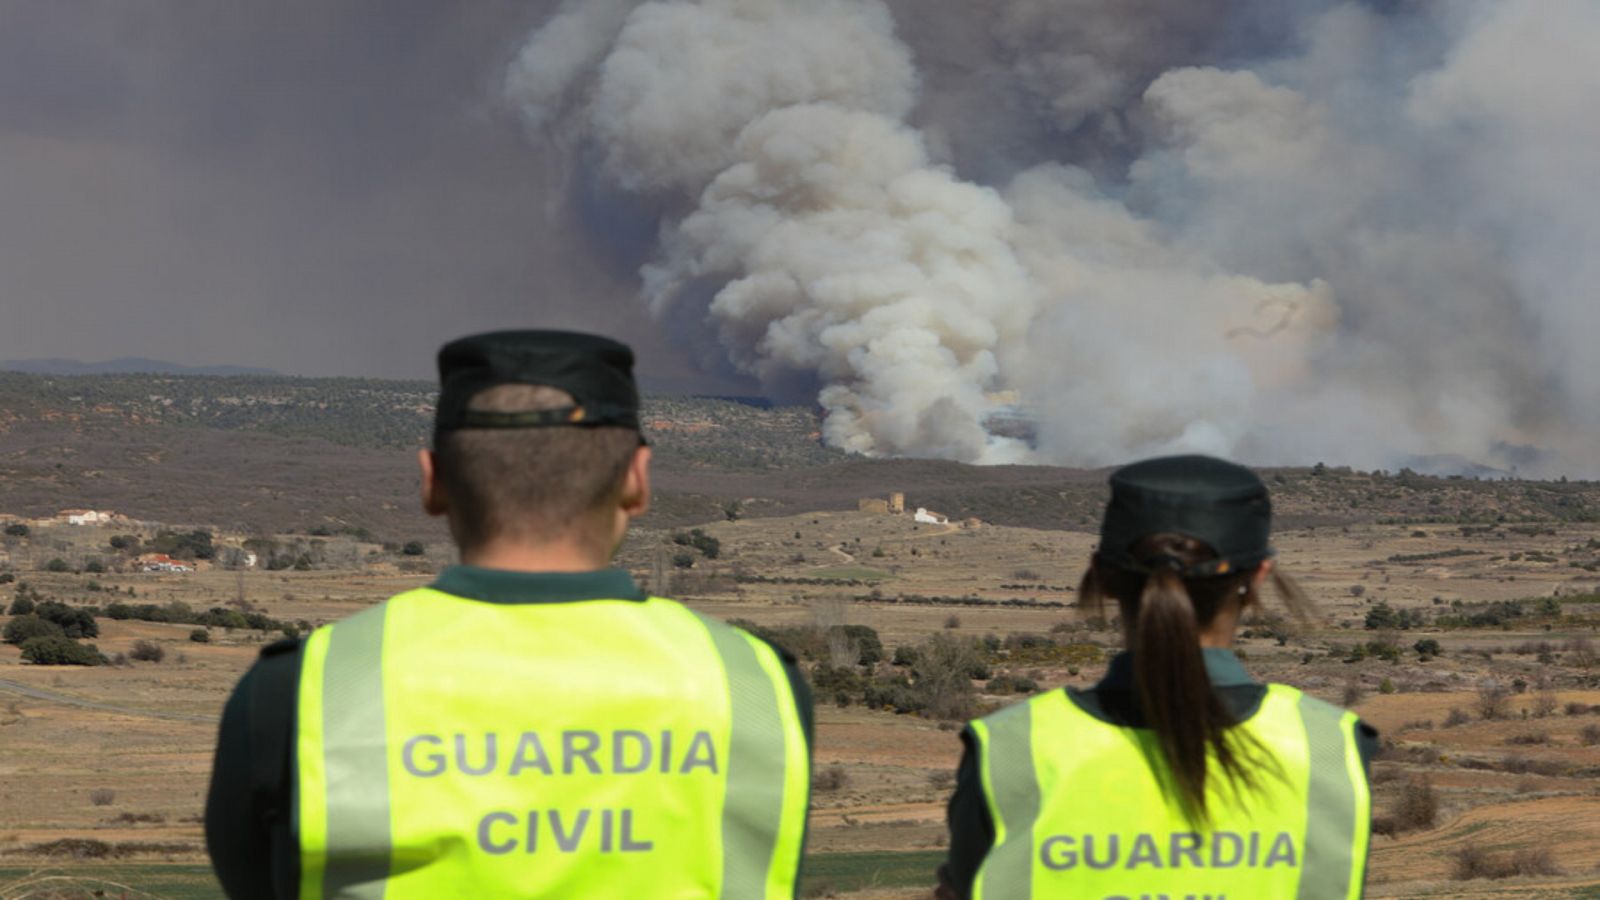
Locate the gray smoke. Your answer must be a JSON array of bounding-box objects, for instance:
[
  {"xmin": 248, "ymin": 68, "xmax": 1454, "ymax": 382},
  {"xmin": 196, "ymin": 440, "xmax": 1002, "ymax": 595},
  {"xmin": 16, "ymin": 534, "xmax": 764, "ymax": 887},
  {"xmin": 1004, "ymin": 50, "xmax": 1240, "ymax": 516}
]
[{"xmin": 507, "ymin": 0, "xmax": 1600, "ymax": 475}]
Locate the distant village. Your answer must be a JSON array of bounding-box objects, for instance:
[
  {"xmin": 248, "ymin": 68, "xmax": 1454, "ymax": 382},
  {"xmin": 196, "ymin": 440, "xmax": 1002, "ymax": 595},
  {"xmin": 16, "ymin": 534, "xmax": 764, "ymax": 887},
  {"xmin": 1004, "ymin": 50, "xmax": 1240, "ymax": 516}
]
[{"xmin": 0, "ymin": 508, "xmax": 260, "ymax": 573}]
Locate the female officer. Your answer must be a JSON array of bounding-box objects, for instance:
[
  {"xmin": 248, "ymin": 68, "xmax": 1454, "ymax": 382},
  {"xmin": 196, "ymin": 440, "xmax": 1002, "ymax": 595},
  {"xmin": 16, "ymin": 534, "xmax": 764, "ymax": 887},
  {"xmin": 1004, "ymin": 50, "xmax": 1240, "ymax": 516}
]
[{"xmin": 939, "ymin": 454, "xmax": 1375, "ymax": 899}]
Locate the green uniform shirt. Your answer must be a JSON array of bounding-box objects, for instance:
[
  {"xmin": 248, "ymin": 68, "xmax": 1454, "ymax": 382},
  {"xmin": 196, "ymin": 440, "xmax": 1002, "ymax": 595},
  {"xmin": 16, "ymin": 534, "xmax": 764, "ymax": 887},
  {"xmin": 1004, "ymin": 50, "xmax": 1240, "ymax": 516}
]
[{"xmin": 205, "ymin": 566, "xmax": 814, "ymax": 900}]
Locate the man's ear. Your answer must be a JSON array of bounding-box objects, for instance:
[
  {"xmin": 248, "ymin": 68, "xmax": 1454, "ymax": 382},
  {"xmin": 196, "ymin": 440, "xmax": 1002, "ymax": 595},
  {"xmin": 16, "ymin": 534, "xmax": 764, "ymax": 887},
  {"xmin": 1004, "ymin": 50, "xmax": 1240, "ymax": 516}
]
[
  {"xmin": 418, "ymin": 448, "xmax": 449, "ymax": 517},
  {"xmin": 619, "ymin": 444, "xmax": 652, "ymax": 519}
]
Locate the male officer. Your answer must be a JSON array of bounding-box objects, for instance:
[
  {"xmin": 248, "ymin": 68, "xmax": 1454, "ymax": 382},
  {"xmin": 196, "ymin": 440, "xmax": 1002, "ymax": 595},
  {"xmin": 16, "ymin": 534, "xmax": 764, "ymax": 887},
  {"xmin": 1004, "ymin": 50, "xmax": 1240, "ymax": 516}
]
[{"xmin": 206, "ymin": 330, "xmax": 812, "ymax": 899}]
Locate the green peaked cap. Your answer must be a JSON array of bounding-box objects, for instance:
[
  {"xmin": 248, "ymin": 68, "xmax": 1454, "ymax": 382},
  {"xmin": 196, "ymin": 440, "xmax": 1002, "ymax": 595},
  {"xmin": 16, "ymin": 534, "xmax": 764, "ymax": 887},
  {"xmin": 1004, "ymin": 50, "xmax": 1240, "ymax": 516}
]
[{"xmin": 1097, "ymin": 454, "xmax": 1273, "ymax": 577}]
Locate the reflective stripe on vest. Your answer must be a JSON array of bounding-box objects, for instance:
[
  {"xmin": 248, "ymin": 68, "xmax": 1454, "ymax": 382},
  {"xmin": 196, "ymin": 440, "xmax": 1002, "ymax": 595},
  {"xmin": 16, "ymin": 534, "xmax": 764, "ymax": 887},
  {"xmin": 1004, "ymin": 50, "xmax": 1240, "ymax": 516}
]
[
  {"xmin": 294, "ymin": 589, "xmax": 810, "ymax": 899},
  {"xmin": 970, "ymin": 684, "xmax": 1369, "ymax": 900}
]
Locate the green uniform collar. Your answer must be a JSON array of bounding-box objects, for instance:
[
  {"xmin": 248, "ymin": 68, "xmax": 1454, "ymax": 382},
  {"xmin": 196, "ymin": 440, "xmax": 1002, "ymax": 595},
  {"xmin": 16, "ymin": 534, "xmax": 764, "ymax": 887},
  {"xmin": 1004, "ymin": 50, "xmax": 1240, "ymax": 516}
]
[
  {"xmin": 430, "ymin": 565, "xmax": 646, "ymax": 604},
  {"xmin": 1096, "ymin": 648, "xmax": 1256, "ymax": 690}
]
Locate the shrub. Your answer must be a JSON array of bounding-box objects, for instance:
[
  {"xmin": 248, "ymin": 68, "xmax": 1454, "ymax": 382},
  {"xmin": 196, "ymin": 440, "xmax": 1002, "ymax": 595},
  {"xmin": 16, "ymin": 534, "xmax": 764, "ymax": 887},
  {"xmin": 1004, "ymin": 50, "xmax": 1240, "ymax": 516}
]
[
  {"xmin": 831, "ymin": 625, "xmax": 883, "ymax": 666},
  {"xmin": 45, "ymin": 558, "xmax": 70, "ymax": 573},
  {"xmin": 1579, "ymin": 724, "xmax": 1600, "ymax": 746},
  {"xmin": 911, "ymin": 633, "xmax": 984, "ymax": 720},
  {"xmin": 943, "ymin": 614, "xmax": 960, "ymax": 630},
  {"xmin": 1391, "ymin": 777, "xmax": 1438, "ymax": 833},
  {"xmin": 1378, "ymin": 677, "xmax": 1396, "ymax": 695},
  {"xmin": 89, "ymin": 789, "xmax": 116, "ymax": 807},
  {"xmin": 401, "ymin": 541, "xmax": 426, "ymax": 557},
  {"xmin": 813, "ymin": 764, "xmax": 849, "ymax": 793},
  {"xmin": 8, "ymin": 593, "xmax": 35, "ymax": 616},
  {"xmin": 1341, "ymin": 679, "xmax": 1364, "ymax": 707},
  {"xmin": 1413, "ymin": 638, "xmax": 1441, "ymax": 659},
  {"xmin": 671, "ymin": 552, "xmax": 695, "ymax": 569},
  {"xmin": 189, "ymin": 628, "xmax": 210, "ymax": 643},
  {"xmin": 84, "ymin": 559, "xmax": 105, "ymax": 574},
  {"xmin": 129, "ymin": 640, "xmax": 165, "ymax": 663},
  {"xmin": 4, "ymin": 614, "xmax": 65, "ymax": 645},
  {"xmin": 891, "ymin": 645, "xmax": 919, "ymax": 667},
  {"xmin": 1444, "ymin": 707, "xmax": 1471, "ymax": 727},
  {"xmin": 1475, "ymin": 680, "xmax": 1511, "ymax": 720},
  {"xmin": 4, "ymin": 523, "xmax": 30, "ymax": 537},
  {"xmin": 1504, "ymin": 731, "xmax": 1548, "ymax": 745},
  {"xmin": 21, "ymin": 635, "xmax": 104, "ymax": 666},
  {"xmin": 1452, "ymin": 843, "xmax": 1562, "ymax": 880},
  {"xmin": 986, "ymin": 674, "xmax": 1039, "ymax": 695}
]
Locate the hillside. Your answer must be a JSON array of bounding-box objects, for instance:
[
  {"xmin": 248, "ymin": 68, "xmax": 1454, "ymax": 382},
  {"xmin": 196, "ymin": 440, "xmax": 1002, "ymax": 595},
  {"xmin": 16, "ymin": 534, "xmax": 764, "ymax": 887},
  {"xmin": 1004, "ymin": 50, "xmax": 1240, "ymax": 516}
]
[{"xmin": 0, "ymin": 373, "xmax": 1598, "ymax": 539}]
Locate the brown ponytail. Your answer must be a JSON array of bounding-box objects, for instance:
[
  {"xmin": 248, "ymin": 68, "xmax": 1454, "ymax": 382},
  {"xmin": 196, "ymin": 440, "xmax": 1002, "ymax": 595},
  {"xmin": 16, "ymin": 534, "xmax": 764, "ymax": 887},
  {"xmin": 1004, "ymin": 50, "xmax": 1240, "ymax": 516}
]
[{"xmin": 1080, "ymin": 533, "xmax": 1291, "ymax": 824}]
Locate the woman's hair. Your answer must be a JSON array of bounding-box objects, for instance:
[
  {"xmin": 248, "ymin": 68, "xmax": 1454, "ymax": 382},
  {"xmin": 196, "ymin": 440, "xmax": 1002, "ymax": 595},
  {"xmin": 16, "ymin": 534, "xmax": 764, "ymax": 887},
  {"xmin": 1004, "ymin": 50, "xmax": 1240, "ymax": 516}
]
[{"xmin": 1079, "ymin": 533, "xmax": 1310, "ymax": 824}]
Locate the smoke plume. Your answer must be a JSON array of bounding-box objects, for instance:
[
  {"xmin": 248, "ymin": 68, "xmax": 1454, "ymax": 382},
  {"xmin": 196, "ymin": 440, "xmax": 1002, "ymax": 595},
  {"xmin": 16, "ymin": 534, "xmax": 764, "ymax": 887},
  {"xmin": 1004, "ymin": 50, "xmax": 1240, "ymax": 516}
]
[{"xmin": 507, "ymin": 0, "xmax": 1600, "ymax": 476}]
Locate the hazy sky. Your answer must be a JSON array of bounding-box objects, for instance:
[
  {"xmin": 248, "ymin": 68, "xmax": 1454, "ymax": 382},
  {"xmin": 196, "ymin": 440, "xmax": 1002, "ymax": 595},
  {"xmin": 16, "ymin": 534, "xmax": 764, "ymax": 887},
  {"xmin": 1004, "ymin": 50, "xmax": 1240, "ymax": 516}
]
[{"xmin": 0, "ymin": 1, "xmax": 736, "ymax": 388}]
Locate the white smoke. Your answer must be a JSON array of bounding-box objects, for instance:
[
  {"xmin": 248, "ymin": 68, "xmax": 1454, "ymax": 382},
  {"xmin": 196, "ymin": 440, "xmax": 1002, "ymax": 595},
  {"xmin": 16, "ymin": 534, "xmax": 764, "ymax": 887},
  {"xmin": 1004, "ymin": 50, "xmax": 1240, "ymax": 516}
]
[{"xmin": 508, "ymin": 0, "xmax": 1600, "ymax": 476}]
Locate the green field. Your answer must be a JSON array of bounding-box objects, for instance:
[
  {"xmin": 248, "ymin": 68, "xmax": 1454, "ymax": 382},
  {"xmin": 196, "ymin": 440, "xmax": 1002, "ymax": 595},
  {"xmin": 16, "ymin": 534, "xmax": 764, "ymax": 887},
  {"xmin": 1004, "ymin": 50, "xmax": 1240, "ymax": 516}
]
[
  {"xmin": 0, "ymin": 852, "xmax": 944, "ymax": 898},
  {"xmin": 0, "ymin": 865, "xmax": 220, "ymax": 899},
  {"xmin": 801, "ymin": 850, "xmax": 944, "ymax": 894}
]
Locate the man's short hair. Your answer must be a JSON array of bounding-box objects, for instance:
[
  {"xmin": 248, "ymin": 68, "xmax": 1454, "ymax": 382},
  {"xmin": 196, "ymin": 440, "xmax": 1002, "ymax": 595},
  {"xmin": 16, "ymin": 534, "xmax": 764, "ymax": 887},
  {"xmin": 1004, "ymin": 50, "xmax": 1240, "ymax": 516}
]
[{"xmin": 435, "ymin": 384, "xmax": 640, "ymax": 548}]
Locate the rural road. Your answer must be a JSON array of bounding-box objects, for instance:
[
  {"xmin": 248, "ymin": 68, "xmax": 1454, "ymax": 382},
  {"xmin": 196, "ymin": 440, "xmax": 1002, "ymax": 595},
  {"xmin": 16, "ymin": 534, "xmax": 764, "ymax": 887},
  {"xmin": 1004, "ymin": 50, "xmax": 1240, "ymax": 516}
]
[{"xmin": 0, "ymin": 677, "xmax": 218, "ymax": 724}]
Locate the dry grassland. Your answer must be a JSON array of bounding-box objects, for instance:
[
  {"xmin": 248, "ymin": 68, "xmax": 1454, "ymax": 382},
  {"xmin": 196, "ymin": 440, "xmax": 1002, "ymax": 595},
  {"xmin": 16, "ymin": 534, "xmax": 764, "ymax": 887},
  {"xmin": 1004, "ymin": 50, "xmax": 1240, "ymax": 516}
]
[{"xmin": 3, "ymin": 511, "xmax": 1600, "ymax": 897}]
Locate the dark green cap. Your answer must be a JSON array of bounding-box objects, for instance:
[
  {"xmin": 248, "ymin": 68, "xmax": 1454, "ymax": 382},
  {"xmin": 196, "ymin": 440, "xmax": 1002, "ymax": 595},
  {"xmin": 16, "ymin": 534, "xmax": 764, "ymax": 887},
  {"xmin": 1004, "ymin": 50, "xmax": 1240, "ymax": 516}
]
[
  {"xmin": 1096, "ymin": 454, "xmax": 1273, "ymax": 577},
  {"xmin": 434, "ymin": 330, "xmax": 642, "ymax": 442}
]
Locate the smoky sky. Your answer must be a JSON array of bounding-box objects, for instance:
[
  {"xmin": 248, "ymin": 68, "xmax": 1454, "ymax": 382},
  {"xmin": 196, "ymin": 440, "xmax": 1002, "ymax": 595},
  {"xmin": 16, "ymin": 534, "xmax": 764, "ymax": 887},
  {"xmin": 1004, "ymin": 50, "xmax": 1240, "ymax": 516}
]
[
  {"xmin": 7, "ymin": 2, "xmax": 1598, "ymax": 477},
  {"xmin": 0, "ymin": 0, "xmax": 740, "ymax": 388}
]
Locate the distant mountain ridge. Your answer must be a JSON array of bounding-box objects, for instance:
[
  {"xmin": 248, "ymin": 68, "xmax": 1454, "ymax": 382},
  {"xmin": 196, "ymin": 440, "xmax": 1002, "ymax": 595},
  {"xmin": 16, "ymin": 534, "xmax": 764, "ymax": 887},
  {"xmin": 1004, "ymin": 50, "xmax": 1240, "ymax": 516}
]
[{"xmin": 0, "ymin": 357, "xmax": 279, "ymax": 377}]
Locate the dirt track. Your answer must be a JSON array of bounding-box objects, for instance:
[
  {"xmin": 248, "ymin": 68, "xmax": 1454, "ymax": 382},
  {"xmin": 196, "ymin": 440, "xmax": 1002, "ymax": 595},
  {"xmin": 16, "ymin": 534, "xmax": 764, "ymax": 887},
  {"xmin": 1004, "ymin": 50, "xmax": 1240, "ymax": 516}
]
[{"xmin": 0, "ymin": 677, "xmax": 217, "ymax": 724}]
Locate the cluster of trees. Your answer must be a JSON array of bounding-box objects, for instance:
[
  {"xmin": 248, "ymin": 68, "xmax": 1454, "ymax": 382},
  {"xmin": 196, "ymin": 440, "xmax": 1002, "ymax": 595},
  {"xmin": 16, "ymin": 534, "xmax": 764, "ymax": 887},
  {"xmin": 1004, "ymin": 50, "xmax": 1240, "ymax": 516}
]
[
  {"xmin": 145, "ymin": 530, "xmax": 216, "ymax": 561},
  {"xmin": 1364, "ymin": 602, "xmax": 1430, "ymax": 631},
  {"xmin": 4, "ymin": 590, "xmax": 105, "ymax": 665},
  {"xmin": 1435, "ymin": 597, "xmax": 1561, "ymax": 629},
  {"xmin": 103, "ymin": 599, "xmax": 300, "ymax": 638},
  {"xmin": 1, "ymin": 581, "xmax": 300, "ymax": 666},
  {"xmin": 809, "ymin": 633, "xmax": 992, "ymax": 720},
  {"xmin": 668, "ymin": 529, "xmax": 722, "ymax": 569},
  {"xmin": 729, "ymin": 619, "xmax": 1062, "ymax": 721}
]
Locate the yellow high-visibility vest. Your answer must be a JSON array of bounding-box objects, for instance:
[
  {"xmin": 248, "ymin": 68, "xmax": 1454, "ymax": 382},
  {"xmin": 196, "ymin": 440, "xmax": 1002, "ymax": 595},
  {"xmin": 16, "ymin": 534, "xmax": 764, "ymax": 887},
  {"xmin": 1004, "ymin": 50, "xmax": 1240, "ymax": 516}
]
[
  {"xmin": 970, "ymin": 684, "xmax": 1369, "ymax": 899},
  {"xmin": 293, "ymin": 587, "xmax": 810, "ymax": 899}
]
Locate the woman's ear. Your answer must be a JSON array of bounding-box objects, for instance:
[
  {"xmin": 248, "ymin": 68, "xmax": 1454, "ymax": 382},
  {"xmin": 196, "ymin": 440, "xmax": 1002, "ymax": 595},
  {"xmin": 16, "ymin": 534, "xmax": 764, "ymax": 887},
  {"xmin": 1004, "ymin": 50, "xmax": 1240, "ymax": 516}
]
[{"xmin": 1253, "ymin": 559, "xmax": 1274, "ymax": 588}]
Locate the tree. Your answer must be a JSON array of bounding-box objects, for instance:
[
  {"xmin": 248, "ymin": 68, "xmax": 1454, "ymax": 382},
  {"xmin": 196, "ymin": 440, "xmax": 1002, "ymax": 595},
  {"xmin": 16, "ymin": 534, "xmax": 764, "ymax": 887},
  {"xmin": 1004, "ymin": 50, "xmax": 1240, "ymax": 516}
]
[
  {"xmin": 33, "ymin": 601, "xmax": 98, "ymax": 639},
  {"xmin": 1413, "ymin": 638, "xmax": 1442, "ymax": 659},
  {"xmin": 1364, "ymin": 602, "xmax": 1399, "ymax": 630},
  {"xmin": 4, "ymin": 523, "xmax": 29, "ymax": 537},
  {"xmin": 7, "ymin": 593, "xmax": 35, "ymax": 616},
  {"xmin": 3, "ymin": 615, "xmax": 64, "ymax": 646}
]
